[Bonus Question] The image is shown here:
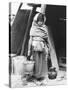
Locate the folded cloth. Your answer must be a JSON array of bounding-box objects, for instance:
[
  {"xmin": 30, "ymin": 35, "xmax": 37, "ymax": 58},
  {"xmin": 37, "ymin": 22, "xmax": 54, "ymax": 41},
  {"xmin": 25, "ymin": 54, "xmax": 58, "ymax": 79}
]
[
  {"xmin": 30, "ymin": 21, "xmax": 48, "ymax": 39},
  {"xmin": 32, "ymin": 40, "xmax": 44, "ymax": 51}
]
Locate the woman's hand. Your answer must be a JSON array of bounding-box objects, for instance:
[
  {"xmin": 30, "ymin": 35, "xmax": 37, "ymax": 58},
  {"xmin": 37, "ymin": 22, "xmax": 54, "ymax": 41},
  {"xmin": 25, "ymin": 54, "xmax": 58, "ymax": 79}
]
[{"xmin": 27, "ymin": 55, "xmax": 30, "ymax": 60}]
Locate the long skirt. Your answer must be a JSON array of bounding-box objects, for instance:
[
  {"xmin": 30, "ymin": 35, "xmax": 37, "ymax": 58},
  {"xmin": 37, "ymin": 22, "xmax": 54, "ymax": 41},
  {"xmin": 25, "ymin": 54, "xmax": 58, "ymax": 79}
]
[{"xmin": 33, "ymin": 51, "xmax": 48, "ymax": 78}]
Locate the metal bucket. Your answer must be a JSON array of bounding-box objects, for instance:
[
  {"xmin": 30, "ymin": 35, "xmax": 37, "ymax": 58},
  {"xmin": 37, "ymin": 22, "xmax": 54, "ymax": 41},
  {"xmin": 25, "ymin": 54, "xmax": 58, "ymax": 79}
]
[
  {"xmin": 23, "ymin": 61, "xmax": 35, "ymax": 74},
  {"xmin": 11, "ymin": 56, "xmax": 35, "ymax": 76},
  {"xmin": 11, "ymin": 56, "xmax": 27, "ymax": 75}
]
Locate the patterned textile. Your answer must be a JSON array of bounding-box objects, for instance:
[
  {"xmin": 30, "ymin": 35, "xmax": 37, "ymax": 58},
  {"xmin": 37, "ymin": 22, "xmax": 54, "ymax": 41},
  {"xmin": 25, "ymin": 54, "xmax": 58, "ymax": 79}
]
[
  {"xmin": 30, "ymin": 21, "xmax": 49, "ymax": 52},
  {"xmin": 29, "ymin": 21, "xmax": 49, "ymax": 78},
  {"xmin": 30, "ymin": 21, "xmax": 48, "ymax": 39}
]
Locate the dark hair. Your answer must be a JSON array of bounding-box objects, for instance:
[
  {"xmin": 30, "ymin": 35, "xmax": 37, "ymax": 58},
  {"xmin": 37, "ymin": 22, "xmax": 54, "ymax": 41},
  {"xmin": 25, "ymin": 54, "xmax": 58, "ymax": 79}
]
[{"xmin": 36, "ymin": 13, "xmax": 44, "ymax": 23}]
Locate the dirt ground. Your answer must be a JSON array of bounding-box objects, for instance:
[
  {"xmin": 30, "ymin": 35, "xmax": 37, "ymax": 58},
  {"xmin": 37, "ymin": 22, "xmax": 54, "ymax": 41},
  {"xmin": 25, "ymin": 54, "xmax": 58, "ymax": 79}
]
[{"xmin": 10, "ymin": 70, "xmax": 66, "ymax": 88}]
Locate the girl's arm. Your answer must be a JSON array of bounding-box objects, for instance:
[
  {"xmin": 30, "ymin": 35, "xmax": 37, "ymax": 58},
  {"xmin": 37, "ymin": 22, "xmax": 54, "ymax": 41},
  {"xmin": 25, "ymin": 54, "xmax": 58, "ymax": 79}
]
[{"xmin": 28, "ymin": 36, "xmax": 33, "ymax": 56}]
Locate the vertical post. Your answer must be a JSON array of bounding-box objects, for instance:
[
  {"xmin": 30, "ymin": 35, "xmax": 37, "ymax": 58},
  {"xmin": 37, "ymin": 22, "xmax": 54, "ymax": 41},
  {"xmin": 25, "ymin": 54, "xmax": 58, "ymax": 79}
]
[
  {"xmin": 40, "ymin": 4, "xmax": 46, "ymax": 14},
  {"xmin": 20, "ymin": 6, "xmax": 37, "ymax": 56}
]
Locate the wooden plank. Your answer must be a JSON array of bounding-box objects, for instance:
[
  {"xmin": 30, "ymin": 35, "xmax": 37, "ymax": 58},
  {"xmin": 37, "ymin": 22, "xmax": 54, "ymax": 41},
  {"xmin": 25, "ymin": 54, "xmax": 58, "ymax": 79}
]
[{"xmin": 20, "ymin": 6, "xmax": 36, "ymax": 55}]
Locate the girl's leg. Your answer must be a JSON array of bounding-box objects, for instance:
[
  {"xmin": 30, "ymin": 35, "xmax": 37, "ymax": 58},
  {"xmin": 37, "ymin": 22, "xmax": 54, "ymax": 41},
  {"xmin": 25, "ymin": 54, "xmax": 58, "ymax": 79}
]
[
  {"xmin": 33, "ymin": 51, "xmax": 44, "ymax": 79},
  {"xmin": 33, "ymin": 51, "xmax": 40, "ymax": 77}
]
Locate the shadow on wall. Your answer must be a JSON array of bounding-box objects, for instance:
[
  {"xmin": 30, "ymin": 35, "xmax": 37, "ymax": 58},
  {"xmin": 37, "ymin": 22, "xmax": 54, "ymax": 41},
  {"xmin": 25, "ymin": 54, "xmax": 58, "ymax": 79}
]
[
  {"xmin": 10, "ymin": 10, "xmax": 30, "ymax": 54},
  {"xmin": 45, "ymin": 5, "xmax": 66, "ymax": 58}
]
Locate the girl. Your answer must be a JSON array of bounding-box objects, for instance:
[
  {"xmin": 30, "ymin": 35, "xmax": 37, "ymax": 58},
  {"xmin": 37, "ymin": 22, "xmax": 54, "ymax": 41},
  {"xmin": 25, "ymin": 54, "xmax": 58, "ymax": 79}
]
[{"xmin": 27, "ymin": 13, "xmax": 50, "ymax": 81}]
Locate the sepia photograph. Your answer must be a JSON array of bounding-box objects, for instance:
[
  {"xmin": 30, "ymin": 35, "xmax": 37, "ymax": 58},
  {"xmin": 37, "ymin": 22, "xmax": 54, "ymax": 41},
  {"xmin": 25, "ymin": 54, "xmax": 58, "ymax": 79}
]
[{"xmin": 9, "ymin": 2, "xmax": 66, "ymax": 88}]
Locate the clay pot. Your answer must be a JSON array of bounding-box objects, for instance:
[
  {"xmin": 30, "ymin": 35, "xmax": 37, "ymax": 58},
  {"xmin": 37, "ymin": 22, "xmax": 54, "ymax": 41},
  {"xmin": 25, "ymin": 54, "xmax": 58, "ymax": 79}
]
[{"xmin": 48, "ymin": 67, "xmax": 57, "ymax": 79}]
